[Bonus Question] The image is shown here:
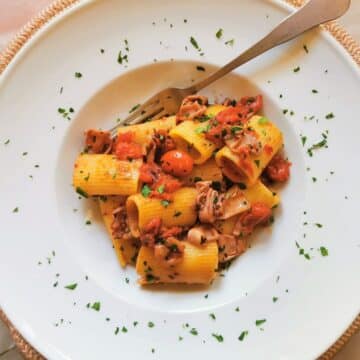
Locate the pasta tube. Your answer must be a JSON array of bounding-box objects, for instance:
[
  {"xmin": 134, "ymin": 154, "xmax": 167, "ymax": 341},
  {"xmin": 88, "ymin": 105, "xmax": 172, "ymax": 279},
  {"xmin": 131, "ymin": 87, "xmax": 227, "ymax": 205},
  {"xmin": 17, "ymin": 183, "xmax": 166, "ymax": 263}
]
[
  {"xmin": 126, "ymin": 187, "xmax": 198, "ymax": 237},
  {"xmin": 98, "ymin": 196, "xmax": 139, "ymax": 267},
  {"xmin": 117, "ymin": 116, "xmax": 176, "ymax": 145},
  {"xmin": 136, "ymin": 242, "xmax": 218, "ymax": 284},
  {"xmin": 242, "ymin": 180, "xmax": 280, "ymax": 209},
  {"xmin": 73, "ymin": 154, "xmax": 140, "ymax": 195},
  {"xmin": 215, "ymin": 115, "xmax": 283, "ymax": 185},
  {"xmin": 169, "ymin": 121, "xmax": 216, "ymax": 164},
  {"xmin": 215, "ymin": 180, "xmax": 280, "ymax": 234},
  {"xmin": 183, "ymin": 158, "xmax": 223, "ymax": 185}
]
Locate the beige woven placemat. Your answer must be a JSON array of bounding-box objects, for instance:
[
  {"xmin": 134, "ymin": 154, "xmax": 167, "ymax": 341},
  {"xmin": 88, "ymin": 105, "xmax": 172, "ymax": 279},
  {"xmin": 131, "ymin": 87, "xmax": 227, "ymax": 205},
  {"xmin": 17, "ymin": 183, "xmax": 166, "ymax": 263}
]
[{"xmin": 0, "ymin": 0, "xmax": 359, "ymax": 359}]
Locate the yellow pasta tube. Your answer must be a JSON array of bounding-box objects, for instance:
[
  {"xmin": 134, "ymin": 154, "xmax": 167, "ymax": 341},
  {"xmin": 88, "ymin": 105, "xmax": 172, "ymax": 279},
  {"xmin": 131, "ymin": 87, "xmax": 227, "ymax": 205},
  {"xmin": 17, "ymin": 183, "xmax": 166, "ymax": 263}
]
[
  {"xmin": 98, "ymin": 196, "xmax": 139, "ymax": 267},
  {"xmin": 117, "ymin": 116, "xmax": 176, "ymax": 145},
  {"xmin": 183, "ymin": 158, "xmax": 223, "ymax": 185},
  {"xmin": 242, "ymin": 180, "xmax": 280, "ymax": 208},
  {"xmin": 136, "ymin": 242, "xmax": 218, "ymax": 284},
  {"xmin": 126, "ymin": 187, "xmax": 198, "ymax": 237},
  {"xmin": 215, "ymin": 115, "xmax": 283, "ymax": 185},
  {"xmin": 73, "ymin": 154, "xmax": 140, "ymax": 196},
  {"xmin": 169, "ymin": 120, "xmax": 216, "ymax": 164},
  {"xmin": 215, "ymin": 181, "xmax": 280, "ymax": 234}
]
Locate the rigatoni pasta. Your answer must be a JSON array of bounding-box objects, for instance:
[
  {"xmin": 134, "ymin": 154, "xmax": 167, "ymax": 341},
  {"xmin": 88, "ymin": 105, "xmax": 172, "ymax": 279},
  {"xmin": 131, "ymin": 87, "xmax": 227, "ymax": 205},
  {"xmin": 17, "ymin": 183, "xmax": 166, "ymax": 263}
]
[
  {"xmin": 117, "ymin": 116, "xmax": 176, "ymax": 145},
  {"xmin": 73, "ymin": 94, "xmax": 291, "ymax": 286},
  {"xmin": 136, "ymin": 242, "xmax": 218, "ymax": 285},
  {"xmin": 98, "ymin": 196, "xmax": 139, "ymax": 267},
  {"xmin": 73, "ymin": 154, "xmax": 140, "ymax": 195},
  {"xmin": 126, "ymin": 187, "xmax": 197, "ymax": 237},
  {"xmin": 215, "ymin": 115, "xmax": 283, "ymax": 186}
]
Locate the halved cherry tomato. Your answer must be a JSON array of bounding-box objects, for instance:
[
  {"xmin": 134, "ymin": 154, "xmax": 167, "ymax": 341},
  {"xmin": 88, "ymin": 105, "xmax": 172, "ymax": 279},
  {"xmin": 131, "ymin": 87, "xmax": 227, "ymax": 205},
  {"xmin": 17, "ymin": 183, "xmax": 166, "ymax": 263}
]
[{"xmin": 160, "ymin": 150, "xmax": 194, "ymax": 177}]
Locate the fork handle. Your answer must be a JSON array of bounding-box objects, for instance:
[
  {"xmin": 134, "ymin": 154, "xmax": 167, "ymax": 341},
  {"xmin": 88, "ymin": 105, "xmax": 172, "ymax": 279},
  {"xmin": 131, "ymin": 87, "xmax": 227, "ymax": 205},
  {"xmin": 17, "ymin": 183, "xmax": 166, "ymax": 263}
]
[{"xmin": 188, "ymin": 0, "xmax": 349, "ymax": 93}]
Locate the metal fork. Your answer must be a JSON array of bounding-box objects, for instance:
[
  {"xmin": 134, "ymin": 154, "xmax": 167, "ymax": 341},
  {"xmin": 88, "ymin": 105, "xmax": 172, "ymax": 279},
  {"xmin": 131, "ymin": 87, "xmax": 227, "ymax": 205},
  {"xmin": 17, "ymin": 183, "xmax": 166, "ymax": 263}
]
[{"xmin": 110, "ymin": 0, "xmax": 350, "ymax": 137}]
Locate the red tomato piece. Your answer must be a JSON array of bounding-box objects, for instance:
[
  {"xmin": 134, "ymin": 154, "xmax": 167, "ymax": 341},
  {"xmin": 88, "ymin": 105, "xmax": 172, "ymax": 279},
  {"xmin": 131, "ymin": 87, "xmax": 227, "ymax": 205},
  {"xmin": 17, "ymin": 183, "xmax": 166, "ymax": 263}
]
[
  {"xmin": 216, "ymin": 106, "xmax": 249, "ymax": 125},
  {"xmin": 160, "ymin": 150, "xmax": 194, "ymax": 177},
  {"xmin": 115, "ymin": 142, "xmax": 143, "ymax": 160},
  {"xmin": 114, "ymin": 131, "xmax": 143, "ymax": 160},
  {"xmin": 265, "ymin": 154, "xmax": 291, "ymax": 182}
]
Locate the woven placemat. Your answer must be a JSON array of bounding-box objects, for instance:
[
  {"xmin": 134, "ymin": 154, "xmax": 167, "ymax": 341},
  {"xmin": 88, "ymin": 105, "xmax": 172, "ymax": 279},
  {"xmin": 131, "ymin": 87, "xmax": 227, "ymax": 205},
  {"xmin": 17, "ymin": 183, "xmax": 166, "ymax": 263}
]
[{"xmin": 0, "ymin": 0, "xmax": 359, "ymax": 359}]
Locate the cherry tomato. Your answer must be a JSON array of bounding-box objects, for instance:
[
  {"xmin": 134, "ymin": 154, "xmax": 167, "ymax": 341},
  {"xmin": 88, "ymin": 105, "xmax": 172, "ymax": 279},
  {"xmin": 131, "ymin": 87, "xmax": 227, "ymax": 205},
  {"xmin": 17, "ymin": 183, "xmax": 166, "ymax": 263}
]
[
  {"xmin": 265, "ymin": 154, "xmax": 291, "ymax": 182},
  {"xmin": 160, "ymin": 150, "xmax": 194, "ymax": 177}
]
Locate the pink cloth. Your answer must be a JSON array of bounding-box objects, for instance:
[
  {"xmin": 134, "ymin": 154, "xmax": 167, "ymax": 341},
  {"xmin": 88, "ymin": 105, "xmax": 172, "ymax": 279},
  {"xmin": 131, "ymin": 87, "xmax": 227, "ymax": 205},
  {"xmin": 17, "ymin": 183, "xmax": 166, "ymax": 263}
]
[{"xmin": 0, "ymin": 0, "xmax": 52, "ymax": 49}]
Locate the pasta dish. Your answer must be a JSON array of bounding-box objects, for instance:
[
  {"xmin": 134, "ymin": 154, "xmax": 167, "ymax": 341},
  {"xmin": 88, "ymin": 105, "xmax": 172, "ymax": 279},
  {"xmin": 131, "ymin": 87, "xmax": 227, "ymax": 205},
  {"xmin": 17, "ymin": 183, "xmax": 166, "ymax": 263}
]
[{"xmin": 72, "ymin": 95, "xmax": 290, "ymax": 285}]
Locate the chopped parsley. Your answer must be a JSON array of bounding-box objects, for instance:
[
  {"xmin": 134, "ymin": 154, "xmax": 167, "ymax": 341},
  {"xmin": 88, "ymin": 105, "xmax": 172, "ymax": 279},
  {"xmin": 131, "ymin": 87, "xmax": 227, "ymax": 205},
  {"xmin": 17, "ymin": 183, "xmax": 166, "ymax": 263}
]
[
  {"xmin": 325, "ymin": 112, "xmax": 335, "ymax": 119},
  {"xmin": 22, "ymin": 152, "xmax": 28, "ymax": 156},
  {"xmin": 115, "ymin": 327, "xmax": 119, "ymax": 335},
  {"xmin": 148, "ymin": 321, "xmax": 155, "ymax": 328},
  {"xmin": 258, "ymin": 117, "xmax": 269, "ymax": 125},
  {"xmin": 121, "ymin": 326, "xmax": 128, "ymax": 333},
  {"xmin": 133, "ymin": 321, "xmax": 138, "ymax": 327},
  {"xmin": 4, "ymin": 139, "xmax": 10, "ymax": 145},
  {"xmin": 212, "ymin": 333, "xmax": 224, "ymax": 342},
  {"xmin": 58, "ymin": 107, "xmax": 74, "ymax": 120},
  {"xmin": 312, "ymin": 89, "xmax": 318, "ymax": 94},
  {"xmin": 178, "ymin": 336, "xmax": 183, "ymax": 341},
  {"xmin": 196, "ymin": 65, "xmax": 206, "ymax": 71},
  {"xmin": 189, "ymin": 328, "xmax": 198, "ymax": 335},
  {"xmin": 117, "ymin": 50, "xmax": 128, "ymax": 64},
  {"xmin": 141, "ymin": 185, "xmax": 151, "ymax": 198},
  {"xmin": 254, "ymin": 159, "xmax": 260, "ymax": 168},
  {"xmin": 225, "ymin": 39, "xmax": 234, "ymax": 46},
  {"xmin": 283, "ymin": 109, "xmax": 288, "ymax": 114},
  {"xmin": 303, "ymin": 44, "xmax": 309, "ymax": 53},
  {"xmin": 307, "ymin": 134, "xmax": 328, "ymax": 157},
  {"xmin": 238, "ymin": 330, "xmax": 249, "ymax": 341},
  {"xmin": 174, "ymin": 211, "xmax": 182, "ymax": 217},
  {"xmin": 12, "ymin": 207, "xmax": 19, "ymax": 213},
  {"xmin": 312, "ymin": 177, "xmax": 317, "ymax": 183},
  {"xmin": 190, "ymin": 36, "xmax": 200, "ymax": 50},
  {"xmin": 100, "ymin": 48, "xmax": 105, "ymax": 54},
  {"xmin": 195, "ymin": 124, "xmax": 210, "ymax": 134},
  {"xmin": 85, "ymin": 220, "xmax": 92, "ymax": 225},
  {"xmin": 91, "ymin": 302, "xmax": 101, "ymax": 311},
  {"xmin": 314, "ymin": 223, "xmax": 323, "ymax": 228},
  {"xmin": 74, "ymin": 72, "xmax": 82, "ymax": 78},
  {"xmin": 272, "ymin": 296, "xmax": 278, "ymax": 303},
  {"xmin": 209, "ymin": 313, "xmax": 216, "ymax": 320},
  {"xmin": 231, "ymin": 126, "xmax": 242, "ymax": 134},
  {"xmin": 255, "ymin": 319, "xmax": 267, "ymax": 326},
  {"xmin": 160, "ymin": 200, "xmax": 170, "ymax": 208},
  {"xmin": 293, "ymin": 66, "xmax": 300, "ymax": 73},
  {"xmin": 129, "ymin": 104, "xmax": 141, "ymax": 113},
  {"xmin": 235, "ymin": 307, "xmax": 240, "ymax": 312},
  {"xmin": 64, "ymin": 283, "xmax": 77, "ymax": 290},
  {"xmin": 301, "ymin": 135, "xmax": 307, "ymax": 146},
  {"xmin": 320, "ymin": 246, "xmax": 329, "ymax": 256},
  {"xmin": 215, "ymin": 28, "xmax": 223, "ymax": 39},
  {"xmin": 157, "ymin": 184, "xmax": 165, "ymax": 194}
]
